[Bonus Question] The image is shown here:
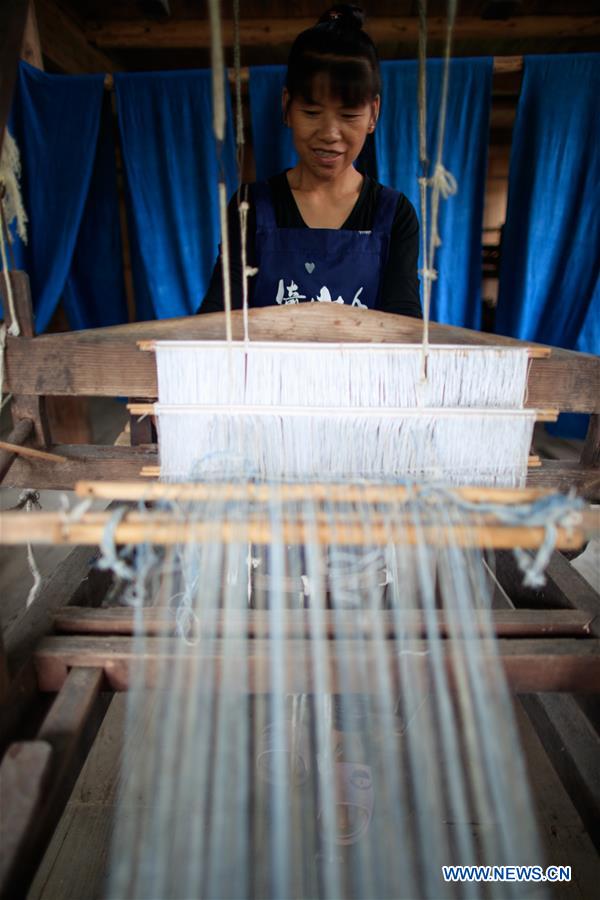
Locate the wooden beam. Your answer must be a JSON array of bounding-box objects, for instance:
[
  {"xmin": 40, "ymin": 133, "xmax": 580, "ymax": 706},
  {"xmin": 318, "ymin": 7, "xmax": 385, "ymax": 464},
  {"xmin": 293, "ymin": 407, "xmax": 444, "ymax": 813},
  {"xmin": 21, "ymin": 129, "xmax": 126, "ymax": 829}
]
[
  {"xmin": 0, "ymin": 417, "xmax": 33, "ymax": 482},
  {"xmin": 520, "ymin": 693, "xmax": 600, "ymax": 853},
  {"xmin": 86, "ymin": 16, "xmax": 600, "ymax": 51},
  {"xmin": 0, "ymin": 741, "xmax": 53, "ymax": 896},
  {"xmin": 4, "ymin": 307, "xmax": 600, "ymax": 412},
  {"xmin": 1, "ymin": 667, "xmax": 108, "ymax": 899},
  {"xmin": 2, "ymin": 444, "xmax": 157, "ymax": 490},
  {"xmin": 2, "ymin": 444, "xmax": 599, "ymax": 497},
  {"xmin": 34, "ymin": 0, "xmax": 120, "ymax": 74},
  {"xmin": 0, "ymin": 507, "xmax": 594, "ymax": 551},
  {"xmin": 20, "ymin": 1, "xmax": 42, "ymax": 69},
  {"xmin": 33, "ymin": 635, "xmax": 600, "ymax": 694},
  {"xmin": 0, "ymin": 0, "xmax": 29, "ymax": 158},
  {"xmin": 52, "ymin": 605, "xmax": 596, "ymax": 640},
  {"xmin": 494, "ymin": 550, "xmax": 600, "ymax": 638}
]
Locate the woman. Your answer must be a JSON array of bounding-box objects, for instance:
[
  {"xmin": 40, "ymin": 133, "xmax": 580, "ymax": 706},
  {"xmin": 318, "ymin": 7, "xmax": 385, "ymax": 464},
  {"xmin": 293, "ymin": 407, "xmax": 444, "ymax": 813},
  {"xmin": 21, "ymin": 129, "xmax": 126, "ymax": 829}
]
[{"xmin": 201, "ymin": 4, "xmax": 421, "ymax": 317}]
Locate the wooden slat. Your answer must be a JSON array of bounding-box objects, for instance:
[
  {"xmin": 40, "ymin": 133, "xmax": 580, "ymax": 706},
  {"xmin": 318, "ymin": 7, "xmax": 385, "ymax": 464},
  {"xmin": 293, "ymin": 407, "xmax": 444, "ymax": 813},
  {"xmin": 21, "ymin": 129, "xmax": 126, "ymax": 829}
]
[
  {"xmin": 0, "ymin": 0, "xmax": 29, "ymax": 158},
  {"xmin": 0, "ymin": 418, "xmax": 33, "ymax": 482},
  {"xmin": 52, "ymin": 606, "xmax": 596, "ymax": 640},
  {"xmin": 86, "ymin": 16, "xmax": 600, "ymax": 50},
  {"xmin": 2, "ymin": 447, "xmax": 599, "ymax": 496},
  {"xmin": 520, "ymin": 694, "xmax": 600, "ymax": 852},
  {"xmin": 495, "ymin": 549, "xmax": 600, "ymax": 638},
  {"xmin": 33, "ymin": 635, "xmax": 600, "ymax": 694},
  {"xmin": 34, "ymin": 0, "xmax": 120, "ymax": 74},
  {"xmin": 73, "ymin": 479, "xmax": 556, "ymax": 505},
  {"xmin": 0, "ymin": 668, "xmax": 107, "ymax": 899},
  {"xmin": 0, "ymin": 508, "xmax": 593, "ymax": 550},
  {"xmin": 0, "ymin": 741, "xmax": 53, "ymax": 895},
  {"xmin": 4, "ymin": 307, "xmax": 600, "ymax": 412},
  {"xmin": 2, "ymin": 444, "xmax": 157, "ymax": 490}
]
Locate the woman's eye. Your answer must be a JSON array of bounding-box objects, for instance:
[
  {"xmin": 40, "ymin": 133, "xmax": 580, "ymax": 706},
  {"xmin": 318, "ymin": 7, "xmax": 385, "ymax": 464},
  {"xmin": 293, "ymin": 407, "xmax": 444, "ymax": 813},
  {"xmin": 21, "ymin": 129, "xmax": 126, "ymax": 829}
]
[{"xmin": 302, "ymin": 110, "xmax": 319, "ymax": 117}]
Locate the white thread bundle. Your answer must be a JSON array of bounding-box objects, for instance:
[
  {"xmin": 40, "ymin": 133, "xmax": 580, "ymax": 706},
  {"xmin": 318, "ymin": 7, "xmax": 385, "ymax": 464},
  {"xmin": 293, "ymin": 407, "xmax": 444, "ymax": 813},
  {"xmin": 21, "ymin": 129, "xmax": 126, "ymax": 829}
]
[
  {"xmin": 106, "ymin": 485, "xmax": 546, "ymax": 899},
  {"xmin": 155, "ymin": 342, "xmax": 530, "ymax": 409},
  {"xmin": 157, "ymin": 406, "xmax": 535, "ymax": 486}
]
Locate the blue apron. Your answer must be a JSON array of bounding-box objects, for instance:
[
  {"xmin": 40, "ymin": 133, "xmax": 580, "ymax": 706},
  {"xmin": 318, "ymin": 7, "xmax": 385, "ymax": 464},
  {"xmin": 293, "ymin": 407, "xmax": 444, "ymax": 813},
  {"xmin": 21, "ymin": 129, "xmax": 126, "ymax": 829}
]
[{"xmin": 252, "ymin": 180, "xmax": 398, "ymax": 310}]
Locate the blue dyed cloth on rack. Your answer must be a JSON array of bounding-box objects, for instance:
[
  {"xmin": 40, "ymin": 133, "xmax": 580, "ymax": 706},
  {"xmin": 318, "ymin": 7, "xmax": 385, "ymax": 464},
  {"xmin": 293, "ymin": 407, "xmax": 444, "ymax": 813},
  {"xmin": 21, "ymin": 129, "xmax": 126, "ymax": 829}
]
[
  {"xmin": 376, "ymin": 58, "xmax": 493, "ymax": 330},
  {"xmin": 4, "ymin": 62, "xmax": 127, "ymax": 333},
  {"xmin": 249, "ymin": 66, "xmax": 298, "ymax": 181},
  {"xmin": 496, "ymin": 54, "xmax": 600, "ymax": 354},
  {"xmin": 115, "ymin": 70, "xmax": 237, "ymax": 319},
  {"xmin": 496, "ymin": 54, "xmax": 600, "ymax": 439}
]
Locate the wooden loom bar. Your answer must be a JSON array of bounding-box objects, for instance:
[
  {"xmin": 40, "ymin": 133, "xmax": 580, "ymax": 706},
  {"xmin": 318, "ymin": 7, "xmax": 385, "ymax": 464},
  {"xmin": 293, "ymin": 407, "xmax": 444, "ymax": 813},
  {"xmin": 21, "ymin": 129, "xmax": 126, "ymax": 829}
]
[
  {"xmin": 137, "ymin": 339, "xmax": 551, "ymax": 357},
  {"xmin": 89, "ymin": 17, "xmax": 600, "ymax": 50},
  {"xmin": 104, "ymin": 56, "xmax": 525, "ymax": 90},
  {"xmin": 128, "ymin": 401, "xmax": 560, "ymax": 422},
  {"xmin": 0, "ymin": 667, "xmax": 107, "ymax": 898},
  {"xmin": 2, "ymin": 448, "xmax": 598, "ymax": 496},
  {"xmin": 73, "ymin": 480, "xmax": 556, "ymax": 505},
  {"xmin": 0, "ymin": 418, "xmax": 33, "ymax": 482},
  {"xmin": 0, "ymin": 509, "xmax": 594, "ymax": 549},
  {"xmin": 0, "ymin": 441, "xmax": 68, "ymax": 464},
  {"xmin": 33, "ymin": 636, "xmax": 600, "ymax": 695},
  {"xmin": 52, "ymin": 606, "xmax": 596, "ymax": 641},
  {"xmin": 4, "ymin": 307, "xmax": 599, "ymax": 413}
]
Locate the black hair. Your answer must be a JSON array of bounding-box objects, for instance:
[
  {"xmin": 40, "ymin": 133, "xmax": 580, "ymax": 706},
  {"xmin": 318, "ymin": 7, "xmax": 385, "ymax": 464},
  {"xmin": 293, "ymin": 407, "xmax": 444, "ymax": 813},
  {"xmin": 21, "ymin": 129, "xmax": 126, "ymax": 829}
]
[{"xmin": 285, "ymin": 5, "xmax": 381, "ymax": 110}]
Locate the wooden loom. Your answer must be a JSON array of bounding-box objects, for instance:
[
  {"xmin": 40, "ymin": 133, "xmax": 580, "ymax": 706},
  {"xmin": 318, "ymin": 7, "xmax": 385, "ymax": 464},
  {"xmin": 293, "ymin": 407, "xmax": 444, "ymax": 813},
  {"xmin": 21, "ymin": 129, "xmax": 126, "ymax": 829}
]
[{"xmin": 1, "ymin": 275, "xmax": 600, "ymax": 895}]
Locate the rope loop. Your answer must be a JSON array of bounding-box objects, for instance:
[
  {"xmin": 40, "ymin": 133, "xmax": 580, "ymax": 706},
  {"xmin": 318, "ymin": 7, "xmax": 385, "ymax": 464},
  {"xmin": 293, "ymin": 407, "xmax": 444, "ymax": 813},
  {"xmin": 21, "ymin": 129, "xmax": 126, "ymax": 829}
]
[{"xmin": 431, "ymin": 162, "xmax": 458, "ymax": 200}]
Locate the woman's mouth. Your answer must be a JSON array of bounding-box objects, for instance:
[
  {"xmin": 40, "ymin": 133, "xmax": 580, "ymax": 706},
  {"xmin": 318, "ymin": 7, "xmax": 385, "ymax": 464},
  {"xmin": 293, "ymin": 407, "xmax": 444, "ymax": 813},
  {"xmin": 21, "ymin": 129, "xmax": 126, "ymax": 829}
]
[{"xmin": 312, "ymin": 148, "xmax": 343, "ymax": 164}]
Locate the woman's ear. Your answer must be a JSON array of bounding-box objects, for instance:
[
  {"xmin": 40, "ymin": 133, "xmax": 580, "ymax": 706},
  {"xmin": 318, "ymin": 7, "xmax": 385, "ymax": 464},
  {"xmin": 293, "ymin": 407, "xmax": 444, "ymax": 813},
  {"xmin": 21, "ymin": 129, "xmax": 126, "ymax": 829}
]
[
  {"xmin": 282, "ymin": 88, "xmax": 290, "ymax": 126},
  {"xmin": 369, "ymin": 95, "xmax": 381, "ymax": 132}
]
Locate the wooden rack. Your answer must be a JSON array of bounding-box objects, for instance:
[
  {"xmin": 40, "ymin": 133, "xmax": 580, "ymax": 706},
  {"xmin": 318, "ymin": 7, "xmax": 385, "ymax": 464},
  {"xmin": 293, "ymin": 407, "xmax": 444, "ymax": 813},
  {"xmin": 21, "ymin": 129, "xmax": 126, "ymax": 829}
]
[{"xmin": 1, "ymin": 273, "xmax": 599, "ymax": 495}]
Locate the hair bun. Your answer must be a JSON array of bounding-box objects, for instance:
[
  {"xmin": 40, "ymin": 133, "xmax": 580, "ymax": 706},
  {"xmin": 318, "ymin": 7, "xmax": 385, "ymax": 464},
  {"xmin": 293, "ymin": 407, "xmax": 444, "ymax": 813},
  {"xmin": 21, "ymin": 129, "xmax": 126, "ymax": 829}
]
[{"xmin": 318, "ymin": 4, "xmax": 365, "ymax": 31}]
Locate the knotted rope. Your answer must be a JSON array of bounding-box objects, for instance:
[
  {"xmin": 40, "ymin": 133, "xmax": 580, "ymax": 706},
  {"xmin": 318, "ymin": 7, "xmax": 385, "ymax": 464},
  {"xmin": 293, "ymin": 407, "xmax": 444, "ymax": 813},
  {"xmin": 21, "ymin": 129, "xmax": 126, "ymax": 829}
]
[{"xmin": 417, "ymin": 0, "xmax": 459, "ymax": 381}]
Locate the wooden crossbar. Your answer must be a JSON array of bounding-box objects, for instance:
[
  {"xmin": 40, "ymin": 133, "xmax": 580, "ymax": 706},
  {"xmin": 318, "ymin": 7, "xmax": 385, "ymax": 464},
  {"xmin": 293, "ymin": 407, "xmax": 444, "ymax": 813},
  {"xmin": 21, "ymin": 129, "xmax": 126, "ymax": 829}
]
[
  {"xmin": 52, "ymin": 606, "xmax": 596, "ymax": 640},
  {"xmin": 34, "ymin": 635, "xmax": 600, "ymax": 694},
  {"xmin": 75, "ymin": 481, "xmax": 552, "ymax": 503},
  {"xmin": 0, "ymin": 509, "xmax": 594, "ymax": 549}
]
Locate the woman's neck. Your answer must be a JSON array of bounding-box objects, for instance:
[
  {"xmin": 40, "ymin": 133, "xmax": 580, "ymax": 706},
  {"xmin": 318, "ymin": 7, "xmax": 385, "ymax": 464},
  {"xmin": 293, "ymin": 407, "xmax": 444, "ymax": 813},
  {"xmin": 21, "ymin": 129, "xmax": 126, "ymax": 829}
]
[{"xmin": 285, "ymin": 164, "xmax": 365, "ymax": 229}]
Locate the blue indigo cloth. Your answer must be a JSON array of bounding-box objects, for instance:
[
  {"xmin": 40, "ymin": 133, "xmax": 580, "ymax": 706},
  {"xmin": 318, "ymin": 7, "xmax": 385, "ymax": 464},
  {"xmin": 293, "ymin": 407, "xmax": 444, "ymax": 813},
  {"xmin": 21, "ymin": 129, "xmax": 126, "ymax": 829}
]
[
  {"xmin": 5, "ymin": 62, "xmax": 126, "ymax": 332},
  {"xmin": 115, "ymin": 70, "xmax": 237, "ymax": 318},
  {"xmin": 376, "ymin": 58, "xmax": 493, "ymax": 329},
  {"xmin": 249, "ymin": 66, "xmax": 298, "ymax": 181}
]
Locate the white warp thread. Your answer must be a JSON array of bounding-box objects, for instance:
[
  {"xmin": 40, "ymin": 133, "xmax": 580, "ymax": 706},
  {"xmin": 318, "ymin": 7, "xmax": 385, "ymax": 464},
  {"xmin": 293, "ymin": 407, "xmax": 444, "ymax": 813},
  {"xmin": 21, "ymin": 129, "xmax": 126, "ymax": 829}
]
[
  {"xmin": 155, "ymin": 344, "xmax": 530, "ymax": 410},
  {"xmin": 156, "ymin": 407, "xmax": 534, "ymax": 486}
]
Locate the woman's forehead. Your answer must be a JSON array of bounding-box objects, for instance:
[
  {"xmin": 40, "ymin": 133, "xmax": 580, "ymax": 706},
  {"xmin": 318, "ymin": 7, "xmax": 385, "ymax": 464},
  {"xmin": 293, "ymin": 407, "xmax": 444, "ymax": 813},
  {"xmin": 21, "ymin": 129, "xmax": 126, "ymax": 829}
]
[{"xmin": 293, "ymin": 77, "xmax": 371, "ymax": 109}]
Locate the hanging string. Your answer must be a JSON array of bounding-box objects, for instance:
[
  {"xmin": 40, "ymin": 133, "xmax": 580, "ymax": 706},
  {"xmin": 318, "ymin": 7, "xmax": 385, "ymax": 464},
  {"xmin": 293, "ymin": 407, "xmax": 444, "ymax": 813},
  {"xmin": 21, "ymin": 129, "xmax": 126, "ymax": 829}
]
[
  {"xmin": 417, "ymin": 0, "xmax": 459, "ymax": 382},
  {"xmin": 9, "ymin": 489, "xmax": 43, "ymax": 607},
  {"xmin": 208, "ymin": 0, "xmax": 233, "ymax": 344}
]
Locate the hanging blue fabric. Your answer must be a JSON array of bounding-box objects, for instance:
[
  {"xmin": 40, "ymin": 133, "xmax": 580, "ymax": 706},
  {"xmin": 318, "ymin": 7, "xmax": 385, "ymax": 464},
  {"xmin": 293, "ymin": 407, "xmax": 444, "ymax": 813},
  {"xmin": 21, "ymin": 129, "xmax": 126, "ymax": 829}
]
[
  {"xmin": 114, "ymin": 70, "xmax": 237, "ymax": 319},
  {"xmin": 496, "ymin": 54, "xmax": 600, "ymax": 354},
  {"xmin": 5, "ymin": 61, "xmax": 117, "ymax": 333},
  {"xmin": 62, "ymin": 94, "xmax": 128, "ymax": 330},
  {"xmin": 249, "ymin": 66, "xmax": 298, "ymax": 181},
  {"xmin": 376, "ymin": 58, "xmax": 493, "ymax": 330}
]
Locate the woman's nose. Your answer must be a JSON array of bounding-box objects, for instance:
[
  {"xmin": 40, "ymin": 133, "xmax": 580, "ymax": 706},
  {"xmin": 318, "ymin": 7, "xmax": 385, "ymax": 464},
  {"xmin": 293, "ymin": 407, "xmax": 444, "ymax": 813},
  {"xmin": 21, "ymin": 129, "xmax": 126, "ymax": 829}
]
[{"xmin": 317, "ymin": 115, "xmax": 342, "ymax": 141}]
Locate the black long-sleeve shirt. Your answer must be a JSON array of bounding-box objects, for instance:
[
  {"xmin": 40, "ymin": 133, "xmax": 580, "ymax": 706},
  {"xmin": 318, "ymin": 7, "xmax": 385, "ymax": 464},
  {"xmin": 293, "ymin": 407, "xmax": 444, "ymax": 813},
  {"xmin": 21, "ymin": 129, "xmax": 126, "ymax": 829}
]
[{"xmin": 200, "ymin": 171, "xmax": 422, "ymax": 318}]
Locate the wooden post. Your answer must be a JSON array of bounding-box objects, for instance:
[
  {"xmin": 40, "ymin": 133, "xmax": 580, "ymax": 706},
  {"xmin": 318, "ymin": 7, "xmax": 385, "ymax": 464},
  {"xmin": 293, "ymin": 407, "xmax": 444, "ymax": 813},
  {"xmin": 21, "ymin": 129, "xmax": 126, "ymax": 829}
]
[
  {"xmin": 0, "ymin": 271, "xmax": 52, "ymax": 446},
  {"xmin": 0, "ymin": 417, "xmax": 33, "ymax": 481},
  {"xmin": 20, "ymin": 1, "xmax": 42, "ymax": 69},
  {"xmin": 581, "ymin": 414, "xmax": 600, "ymax": 469},
  {"xmin": 0, "ymin": 0, "xmax": 29, "ymax": 157}
]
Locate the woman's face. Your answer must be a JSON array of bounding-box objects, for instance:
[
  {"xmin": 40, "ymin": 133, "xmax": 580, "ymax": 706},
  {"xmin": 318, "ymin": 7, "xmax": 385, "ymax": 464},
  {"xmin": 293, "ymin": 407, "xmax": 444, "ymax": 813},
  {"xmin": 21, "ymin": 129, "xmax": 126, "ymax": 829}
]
[{"xmin": 283, "ymin": 79, "xmax": 379, "ymax": 181}]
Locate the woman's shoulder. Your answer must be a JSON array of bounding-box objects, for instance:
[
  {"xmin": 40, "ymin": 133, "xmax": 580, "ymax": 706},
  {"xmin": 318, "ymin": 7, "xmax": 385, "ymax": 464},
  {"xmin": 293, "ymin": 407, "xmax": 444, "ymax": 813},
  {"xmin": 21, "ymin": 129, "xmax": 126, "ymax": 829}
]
[{"xmin": 362, "ymin": 176, "xmax": 418, "ymax": 233}]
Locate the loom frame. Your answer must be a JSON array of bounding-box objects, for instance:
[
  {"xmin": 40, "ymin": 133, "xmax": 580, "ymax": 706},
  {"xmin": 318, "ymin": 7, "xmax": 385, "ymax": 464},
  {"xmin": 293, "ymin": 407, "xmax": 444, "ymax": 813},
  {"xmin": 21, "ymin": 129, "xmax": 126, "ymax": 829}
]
[{"xmin": 1, "ymin": 279, "xmax": 599, "ymax": 897}]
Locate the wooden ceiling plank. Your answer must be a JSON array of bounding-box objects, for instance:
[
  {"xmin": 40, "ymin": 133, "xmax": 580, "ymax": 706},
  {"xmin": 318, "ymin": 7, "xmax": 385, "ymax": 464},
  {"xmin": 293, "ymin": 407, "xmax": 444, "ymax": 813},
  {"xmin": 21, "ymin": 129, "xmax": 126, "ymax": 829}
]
[
  {"xmin": 0, "ymin": 0, "xmax": 29, "ymax": 157},
  {"xmin": 35, "ymin": 0, "xmax": 121, "ymax": 73},
  {"xmin": 85, "ymin": 16, "xmax": 600, "ymax": 50}
]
